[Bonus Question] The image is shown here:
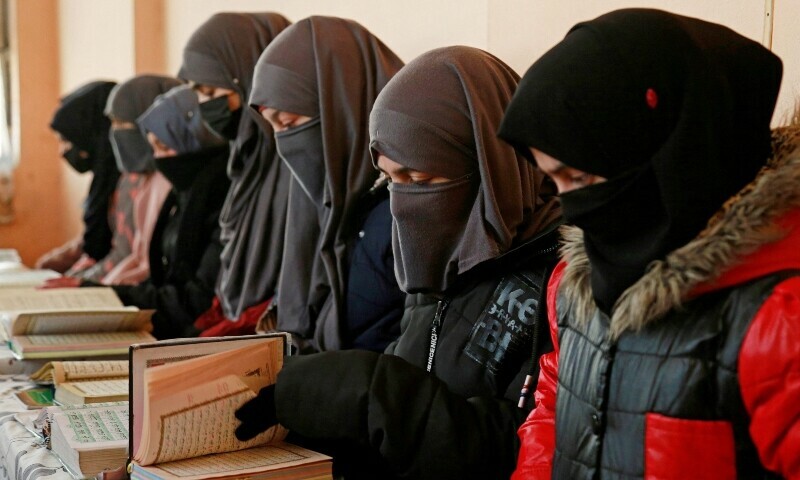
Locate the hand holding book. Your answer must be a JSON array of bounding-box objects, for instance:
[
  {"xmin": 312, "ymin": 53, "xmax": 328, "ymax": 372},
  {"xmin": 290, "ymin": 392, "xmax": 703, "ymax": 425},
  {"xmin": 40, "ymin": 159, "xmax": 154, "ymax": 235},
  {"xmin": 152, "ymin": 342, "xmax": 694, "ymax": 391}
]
[{"xmin": 234, "ymin": 384, "xmax": 278, "ymax": 441}]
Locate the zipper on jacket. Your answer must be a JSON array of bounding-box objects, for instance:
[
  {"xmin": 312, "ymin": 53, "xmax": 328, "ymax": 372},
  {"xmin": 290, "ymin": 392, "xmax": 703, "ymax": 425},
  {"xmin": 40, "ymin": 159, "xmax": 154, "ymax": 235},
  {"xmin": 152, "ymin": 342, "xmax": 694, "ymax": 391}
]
[
  {"xmin": 518, "ymin": 264, "xmax": 553, "ymax": 408},
  {"xmin": 427, "ymin": 298, "xmax": 450, "ymax": 373}
]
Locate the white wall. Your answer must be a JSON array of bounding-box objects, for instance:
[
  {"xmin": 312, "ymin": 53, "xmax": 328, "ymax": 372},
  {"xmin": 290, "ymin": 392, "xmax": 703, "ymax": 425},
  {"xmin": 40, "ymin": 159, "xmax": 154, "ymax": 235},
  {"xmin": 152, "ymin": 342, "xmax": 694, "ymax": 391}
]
[
  {"xmin": 163, "ymin": 0, "xmax": 489, "ymax": 73},
  {"xmin": 161, "ymin": 0, "xmax": 797, "ymax": 124},
  {"xmin": 486, "ymin": 0, "xmax": 765, "ymax": 74},
  {"xmin": 772, "ymin": 0, "xmax": 800, "ymax": 121},
  {"xmin": 58, "ymin": 0, "xmax": 135, "ymax": 94},
  {"xmin": 57, "ymin": 0, "xmax": 137, "ymax": 228}
]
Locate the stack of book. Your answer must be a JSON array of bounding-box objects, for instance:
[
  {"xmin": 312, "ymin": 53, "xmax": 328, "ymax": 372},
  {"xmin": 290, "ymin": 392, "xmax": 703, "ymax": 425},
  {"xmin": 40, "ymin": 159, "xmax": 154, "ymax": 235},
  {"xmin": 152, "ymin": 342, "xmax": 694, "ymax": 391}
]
[{"xmin": 42, "ymin": 402, "xmax": 130, "ymax": 478}]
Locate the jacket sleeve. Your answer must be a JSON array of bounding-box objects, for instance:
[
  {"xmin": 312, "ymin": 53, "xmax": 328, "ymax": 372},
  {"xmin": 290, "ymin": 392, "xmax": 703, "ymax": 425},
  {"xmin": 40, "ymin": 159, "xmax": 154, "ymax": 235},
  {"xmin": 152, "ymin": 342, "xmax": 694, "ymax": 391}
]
[
  {"xmin": 738, "ymin": 276, "xmax": 800, "ymax": 479},
  {"xmin": 512, "ymin": 261, "xmax": 565, "ymax": 480},
  {"xmin": 112, "ymin": 228, "xmax": 222, "ymax": 339},
  {"xmin": 276, "ymin": 350, "xmax": 527, "ymax": 480}
]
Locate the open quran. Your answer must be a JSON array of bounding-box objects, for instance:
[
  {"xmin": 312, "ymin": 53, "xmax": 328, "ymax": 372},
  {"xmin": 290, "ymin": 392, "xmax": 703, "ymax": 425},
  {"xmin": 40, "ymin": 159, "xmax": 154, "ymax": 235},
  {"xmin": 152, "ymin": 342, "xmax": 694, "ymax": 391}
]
[
  {"xmin": 129, "ymin": 335, "xmax": 331, "ymax": 480},
  {"xmin": 0, "ymin": 287, "xmax": 155, "ymax": 359},
  {"xmin": 31, "ymin": 360, "xmax": 129, "ymax": 405}
]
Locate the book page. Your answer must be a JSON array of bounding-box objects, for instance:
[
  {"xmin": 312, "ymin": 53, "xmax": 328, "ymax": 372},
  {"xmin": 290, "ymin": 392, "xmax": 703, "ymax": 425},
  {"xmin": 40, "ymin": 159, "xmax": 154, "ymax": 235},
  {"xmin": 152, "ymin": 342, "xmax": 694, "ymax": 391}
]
[
  {"xmin": 53, "ymin": 404, "xmax": 129, "ymax": 449},
  {"xmin": 145, "ymin": 375, "xmax": 283, "ymax": 465},
  {"xmin": 69, "ymin": 379, "xmax": 129, "ymax": 398},
  {"xmin": 12, "ymin": 309, "xmax": 152, "ymax": 336},
  {"xmin": 0, "ymin": 269, "xmax": 60, "ymax": 287},
  {"xmin": 54, "ymin": 360, "xmax": 129, "ymax": 384},
  {"xmin": 15, "ymin": 330, "xmax": 155, "ymax": 353},
  {"xmin": 129, "ymin": 335, "xmax": 287, "ymax": 456},
  {"xmin": 0, "ymin": 248, "xmax": 21, "ymax": 265},
  {"xmin": 135, "ymin": 339, "xmax": 287, "ymax": 465},
  {"xmin": 0, "ymin": 287, "xmax": 123, "ymax": 311},
  {"xmin": 137, "ymin": 443, "xmax": 331, "ymax": 480}
]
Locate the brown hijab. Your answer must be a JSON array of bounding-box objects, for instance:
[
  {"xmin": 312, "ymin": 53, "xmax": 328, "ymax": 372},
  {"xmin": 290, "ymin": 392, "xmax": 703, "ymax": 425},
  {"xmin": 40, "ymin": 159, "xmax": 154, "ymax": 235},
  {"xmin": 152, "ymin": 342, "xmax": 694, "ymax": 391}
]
[
  {"xmin": 370, "ymin": 46, "xmax": 561, "ymax": 294},
  {"xmin": 179, "ymin": 12, "xmax": 292, "ymax": 320},
  {"xmin": 250, "ymin": 16, "xmax": 404, "ymax": 350}
]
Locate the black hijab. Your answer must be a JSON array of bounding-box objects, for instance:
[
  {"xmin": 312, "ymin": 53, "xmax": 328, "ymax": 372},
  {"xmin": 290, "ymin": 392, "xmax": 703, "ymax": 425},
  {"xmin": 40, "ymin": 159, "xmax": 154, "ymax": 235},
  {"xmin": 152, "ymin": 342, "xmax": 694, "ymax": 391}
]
[
  {"xmin": 499, "ymin": 9, "xmax": 782, "ymax": 313},
  {"xmin": 138, "ymin": 85, "xmax": 225, "ymax": 155},
  {"xmin": 50, "ymin": 80, "xmax": 120, "ymax": 261},
  {"xmin": 370, "ymin": 46, "xmax": 561, "ymax": 294},
  {"xmin": 105, "ymin": 75, "xmax": 182, "ymax": 173},
  {"xmin": 250, "ymin": 16, "xmax": 404, "ymax": 350},
  {"xmin": 138, "ymin": 85, "xmax": 228, "ymax": 191},
  {"xmin": 179, "ymin": 12, "xmax": 292, "ymax": 320}
]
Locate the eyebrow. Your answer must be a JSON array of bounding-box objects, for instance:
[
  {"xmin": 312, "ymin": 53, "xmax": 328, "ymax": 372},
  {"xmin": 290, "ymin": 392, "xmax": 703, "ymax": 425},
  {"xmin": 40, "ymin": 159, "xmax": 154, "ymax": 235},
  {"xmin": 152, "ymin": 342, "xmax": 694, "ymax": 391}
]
[
  {"xmin": 263, "ymin": 108, "xmax": 282, "ymax": 126},
  {"xmin": 378, "ymin": 165, "xmax": 417, "ymax": 176},
  {"xmin": 545, "ymin": 161, "xmax": 570, "ymax": 175}
]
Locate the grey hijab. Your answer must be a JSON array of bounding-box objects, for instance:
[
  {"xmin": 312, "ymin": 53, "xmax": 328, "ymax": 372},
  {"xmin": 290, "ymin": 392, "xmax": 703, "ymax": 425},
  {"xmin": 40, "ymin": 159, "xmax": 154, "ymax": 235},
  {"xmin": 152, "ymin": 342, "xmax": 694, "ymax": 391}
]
[
  {"xmin": 370, "ymin": 46, "xmax": 561, "ymax": 294},
  {"xmin": 105, "ymin": 75, "xmax": 182, "ymax": 173},
  {"xmin": 137, "ymin": 85, "xmax": 224, "ymax": 154},
  {"xmin": 179, "ymin": 12, "xmax": 292, "ymax": 320},
  {"xmin": 250, "ymin": 16, "xmax": 404, "ymax": 350}
]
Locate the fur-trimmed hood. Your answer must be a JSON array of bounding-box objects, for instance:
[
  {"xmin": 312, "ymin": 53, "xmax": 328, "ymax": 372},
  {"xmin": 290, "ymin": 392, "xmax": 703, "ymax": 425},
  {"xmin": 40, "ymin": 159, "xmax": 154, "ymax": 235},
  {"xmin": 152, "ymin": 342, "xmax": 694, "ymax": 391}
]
[{"xmin": 559, "ymin": 124, "xmax": 800, "ymax": 338}]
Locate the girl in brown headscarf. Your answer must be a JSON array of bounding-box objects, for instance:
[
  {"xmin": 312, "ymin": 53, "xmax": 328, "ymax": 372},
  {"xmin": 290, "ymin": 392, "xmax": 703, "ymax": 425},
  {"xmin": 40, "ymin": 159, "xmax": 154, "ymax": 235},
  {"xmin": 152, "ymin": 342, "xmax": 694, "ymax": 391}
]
[
  {"xmin": 248, "ymin": 16, "xmax": 406, "ymax": 353},
  {"xmin": 179, "ymin": 12, "xmax": 292, "ymax": 325},
  {"xmin": 235, "ymin": 46, "xmax": 562, "ymax": 480}
]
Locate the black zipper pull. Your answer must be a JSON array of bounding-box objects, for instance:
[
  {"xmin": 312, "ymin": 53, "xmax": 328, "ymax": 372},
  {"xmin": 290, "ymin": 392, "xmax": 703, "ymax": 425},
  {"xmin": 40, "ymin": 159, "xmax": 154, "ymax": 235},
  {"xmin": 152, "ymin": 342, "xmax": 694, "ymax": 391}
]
[{"xmin": 427, "ymin": 298, "xmax": 450, "ymax": 373}]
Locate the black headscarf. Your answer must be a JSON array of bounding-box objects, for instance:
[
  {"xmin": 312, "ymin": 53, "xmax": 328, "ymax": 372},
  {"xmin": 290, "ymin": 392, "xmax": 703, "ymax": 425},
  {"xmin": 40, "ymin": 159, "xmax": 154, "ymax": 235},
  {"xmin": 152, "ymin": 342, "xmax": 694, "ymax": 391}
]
[
  {"xmin": 50, "ymin": 80, "xmax": 120, "ymax": 261},
  {"xmin": 370, "ymin": 46, "xmax": 561, "ymax": 294},
  {"xmin": 137, "ymin": 85, "xmax": 225, "ymax": 156},
  {"xmin": 250, "ymin": 16, "xmax": 404, "ymax": 350},
  {"xmin": 179, "ymin": 12, "xmax": 292, "ymax": 320},
  {"xmin": 499, "ymin": 9, "xmax": 782, "ymax": 313},
  {"xmin": 105, "ymin": 75, "xmax": 183, "ymax": 173},
  {"xmin": 138, "ymin": 84, "xmax": 228, "ymax": 191}
]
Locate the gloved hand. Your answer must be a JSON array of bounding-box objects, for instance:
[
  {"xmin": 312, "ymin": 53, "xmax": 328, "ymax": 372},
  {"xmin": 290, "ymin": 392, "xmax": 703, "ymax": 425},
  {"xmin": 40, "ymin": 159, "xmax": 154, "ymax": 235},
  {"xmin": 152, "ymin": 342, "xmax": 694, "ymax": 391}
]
[{"xmin": 234, "ymin": 384, "xmax": 278, "ymax": 441}]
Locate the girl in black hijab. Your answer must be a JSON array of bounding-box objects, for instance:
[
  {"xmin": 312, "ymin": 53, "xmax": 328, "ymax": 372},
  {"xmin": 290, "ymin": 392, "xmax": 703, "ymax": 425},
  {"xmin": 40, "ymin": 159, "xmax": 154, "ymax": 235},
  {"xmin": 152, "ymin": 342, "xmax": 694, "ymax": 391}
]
[
  {"xmin": 38, "ymin": 81, "xmax": 119, "ymax": 273},
  {"xmin": 133, "ymin": 85, "xmax": 231, "ymax": 339},
  {"xmin": 42, "ymin": 77, "xmax": 177, "ymax": 287},
  {"xmin": 500, "ymin": 9, "xmax": 800, "ymax": 479},
  {"xmin": 235, "ymin": 46, "xmax": 562, "ymax": 480},
  {"xmin": 178, "ymin": 12, "xmax": 292, "ymax": 323},
  {"xmin": 248, "ymin": 16, "xmax": 406, "ymax": 353}
]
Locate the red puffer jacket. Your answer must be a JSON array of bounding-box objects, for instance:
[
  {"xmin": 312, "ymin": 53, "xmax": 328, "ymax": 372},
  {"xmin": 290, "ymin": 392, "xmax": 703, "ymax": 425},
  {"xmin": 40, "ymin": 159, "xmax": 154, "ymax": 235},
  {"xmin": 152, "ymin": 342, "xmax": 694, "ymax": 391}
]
[{"xmin": 513, "ymin": 206, "xmax": 800, "ymax": 479}]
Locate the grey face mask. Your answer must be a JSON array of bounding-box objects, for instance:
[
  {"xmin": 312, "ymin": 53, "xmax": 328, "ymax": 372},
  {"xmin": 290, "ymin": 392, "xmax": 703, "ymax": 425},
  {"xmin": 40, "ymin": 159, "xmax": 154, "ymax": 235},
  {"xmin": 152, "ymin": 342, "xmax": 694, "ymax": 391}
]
[
  {"xmin": 274, "ymin": 117, "xmax": 325, "ymax": 207},
  {"xmin": 389, "ymin": 173, "xmax": 477, "ymax": 294},
  {"xmin": 110, "ymin": 128, "xmax": 154, "ymax": 173}
]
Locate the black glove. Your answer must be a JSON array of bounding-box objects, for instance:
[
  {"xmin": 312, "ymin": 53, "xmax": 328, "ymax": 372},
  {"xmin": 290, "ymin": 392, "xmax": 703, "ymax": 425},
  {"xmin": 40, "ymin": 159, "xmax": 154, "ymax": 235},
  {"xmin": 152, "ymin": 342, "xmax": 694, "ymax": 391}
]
[{"xmin": 234, "ymin": 384, "xmax": 278, "ymax": 441}]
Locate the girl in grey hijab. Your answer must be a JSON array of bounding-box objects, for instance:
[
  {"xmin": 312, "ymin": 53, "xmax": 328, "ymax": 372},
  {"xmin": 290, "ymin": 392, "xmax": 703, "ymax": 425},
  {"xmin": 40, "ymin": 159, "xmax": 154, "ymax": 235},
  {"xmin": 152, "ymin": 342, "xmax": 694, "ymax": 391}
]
[
  {"xmin": 106, "ymin": 75, "xmax": 182, "ymax": 174},
  {"xmin": 126, "ymin": 84, "xmax": 231, "ymax": 339},
  {"xmin": 235, "ymin": 46, "xmax": 562, "ymax": 480},
  {"xmin": 250, "ymin": 16, "xmax": 405, "ymax": 352},
  {"xmin": 179, "ymin": 12, "xmax": 292, "ymax": 321}
]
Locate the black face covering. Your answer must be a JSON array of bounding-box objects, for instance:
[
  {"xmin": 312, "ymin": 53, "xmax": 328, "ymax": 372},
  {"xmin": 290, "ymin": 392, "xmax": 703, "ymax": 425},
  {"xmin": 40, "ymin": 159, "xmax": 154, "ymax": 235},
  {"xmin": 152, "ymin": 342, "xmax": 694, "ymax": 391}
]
[
  {"xmin": 199, "ymin": 95, "xmax": 241, "ymax": 140},
  {"xmin": 274, "ymin": 117, "xmax": 325, "ymax": 206},
  {"xmin": 559, "ymin": 166, "xmax": 667, "ymax": 312},
  {"xmin": 154, "ymin": 145, "xmax": 228, "ymax": 192},
  {"xmin": 499, "ymin": 9, "xmax": 782, "ymax": 313},
  {"xmin": 109, "ymin": 128, "xmax": 154, "ymax": 173},
  {"xmin": 63, "ymin": 146, "xmax": 93, "ymax": 173},
  {"xmin": 389, "ymin": 174, "xmax": 478, "ymax": 293}
]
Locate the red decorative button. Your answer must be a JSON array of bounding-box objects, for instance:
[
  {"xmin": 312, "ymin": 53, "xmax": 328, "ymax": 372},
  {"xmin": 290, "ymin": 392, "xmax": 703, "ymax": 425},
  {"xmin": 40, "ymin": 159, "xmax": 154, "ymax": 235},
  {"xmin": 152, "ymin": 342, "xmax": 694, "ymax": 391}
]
[{"xmin": 646, "ymin": 88, "xmax": 658, "ymax": 109}]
